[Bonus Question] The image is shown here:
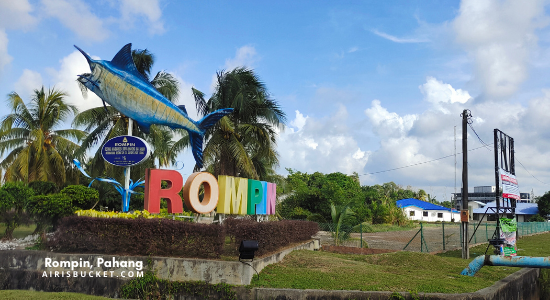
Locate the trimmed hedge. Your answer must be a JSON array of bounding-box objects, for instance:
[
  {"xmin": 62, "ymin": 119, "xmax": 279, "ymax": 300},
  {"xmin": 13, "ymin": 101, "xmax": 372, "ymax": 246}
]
[
  {"xmin": 224, "ymin": 218, "xmax": 319, "ymax": 256},
  {"xmin": 48, "ymin": 216, "xmax": 225, "ymax": 258}
]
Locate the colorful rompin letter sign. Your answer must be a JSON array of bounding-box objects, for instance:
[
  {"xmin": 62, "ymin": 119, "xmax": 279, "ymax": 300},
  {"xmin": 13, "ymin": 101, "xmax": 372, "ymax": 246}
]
[{"xmin": 144, "ymin": 169, "xmax": 276, "ymax": 215}]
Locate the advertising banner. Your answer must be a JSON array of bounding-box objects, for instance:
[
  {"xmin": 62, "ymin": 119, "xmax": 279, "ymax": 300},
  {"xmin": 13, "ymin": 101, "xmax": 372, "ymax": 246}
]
[{"xmin": 499, "ymin": 168, "xmax": 520, "ymax": 200}]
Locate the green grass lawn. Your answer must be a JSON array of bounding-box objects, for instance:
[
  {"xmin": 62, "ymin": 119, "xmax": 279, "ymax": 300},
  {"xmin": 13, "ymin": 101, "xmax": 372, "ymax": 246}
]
[
  {"xmin": 0, "ymin": 290, "xmax": 111, "ymax": 300},
  {"xmin": 0, "ymin": 223, "xmax": 36, "ymax": 239},
  {"xmin": 251, "ymin": 232, "xmax": 550, "ymax": 293}
]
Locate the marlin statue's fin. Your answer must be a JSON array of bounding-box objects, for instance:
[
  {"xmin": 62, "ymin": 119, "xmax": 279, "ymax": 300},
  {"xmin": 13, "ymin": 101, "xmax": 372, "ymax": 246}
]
[
  {"xmin": 110, "ymin": 43, "xmax": 152, "ymax": 86},
  {"xmin": 197, "ymin": 108, "xmax": 233, "ymax": 132},
  {"xmin": 102, "ymin": 99, "xmax": 108, "ymax": 113},
  {"xmin": 177, "ymin": 105, "xmax": 188, "ymax": 115},
  {"xmin": 189, "ymin": 108, "xmax": 233, "ymax": 169},
  {"xmin": 135, "ymin": 120, "xmax": 151, "ymax": 134}
]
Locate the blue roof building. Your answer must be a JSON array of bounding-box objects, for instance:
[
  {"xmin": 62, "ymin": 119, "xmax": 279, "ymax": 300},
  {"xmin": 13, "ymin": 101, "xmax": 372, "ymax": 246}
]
[
  {"xmin": 396, "ymin": 198, "xmax": 459, "ymax": 222},
  {"xmin": 472, "ymin": 201, "xmax": 539, "ymax": 222}
]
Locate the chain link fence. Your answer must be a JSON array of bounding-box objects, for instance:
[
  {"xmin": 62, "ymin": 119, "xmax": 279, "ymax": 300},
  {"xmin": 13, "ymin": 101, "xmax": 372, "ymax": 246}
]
[{"xmin": 315, "ymin": 222, "xmax": 550, "ymax": 253}]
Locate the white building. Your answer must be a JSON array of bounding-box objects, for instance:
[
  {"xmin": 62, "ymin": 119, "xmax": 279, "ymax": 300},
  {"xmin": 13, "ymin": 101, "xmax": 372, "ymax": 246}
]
[{"xmin": 396, "ymin": 198, "xmax": 460, "ymax": 223}]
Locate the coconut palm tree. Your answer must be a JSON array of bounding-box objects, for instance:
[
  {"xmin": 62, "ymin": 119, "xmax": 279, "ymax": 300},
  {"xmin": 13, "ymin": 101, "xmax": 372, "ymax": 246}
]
[
  {"xmin": 189, "ymin": 67, "xmax": 286, "ymax": 180},
  {"xmin": 73, "ymin": 48, "xmax": 182, "ymax": 180},
  {"xmin": 0, "ymin": 87, "xmax": 87, "ymax": 185},
  {"xmin": 330, "ymin": 203, "xmax": 354, "ymax": 246}
]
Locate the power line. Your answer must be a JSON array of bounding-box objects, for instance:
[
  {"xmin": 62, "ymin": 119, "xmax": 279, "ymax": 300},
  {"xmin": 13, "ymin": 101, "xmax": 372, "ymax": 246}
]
[
  {"xmin": 359, "ymin": 144, "xmax": 492, "ymax": 176},
  {"xmin": 516, "ymin": 158, "xmax": 548, "ymax": 185},
  {"xmin": 468, "ymin": 123, "xmax": 492, "ymax": 151}
]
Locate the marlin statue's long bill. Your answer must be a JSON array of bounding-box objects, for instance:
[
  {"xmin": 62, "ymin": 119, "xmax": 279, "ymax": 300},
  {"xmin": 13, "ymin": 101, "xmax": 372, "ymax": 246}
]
[{"xmin": 75, "ymin": 43, "xmax": 233, "ymax": 169}]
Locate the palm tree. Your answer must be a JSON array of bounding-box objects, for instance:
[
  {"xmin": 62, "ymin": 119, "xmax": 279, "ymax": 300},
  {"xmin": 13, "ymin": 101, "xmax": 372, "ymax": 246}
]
[
  {"xmin": 190, "ymin": 67, "xmax": 286, "ymax": 180},
  {"xmin": 73, "ymin": 48, "xmax": 182, "ymax": 180},
  {"xmin": 330, "ymin": 203, "xmax": 354, "ymax": 246},
  {"xmin": 0, "ymin": 87, "xmax": 87, "ymax": 185}
]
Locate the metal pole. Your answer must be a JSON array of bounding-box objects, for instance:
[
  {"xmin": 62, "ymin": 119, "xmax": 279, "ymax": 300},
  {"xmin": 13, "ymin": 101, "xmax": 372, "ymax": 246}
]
[
  {"xmin": 494, "ymin": 129, "xmax": 501, "ymax": 246},
  {"xmin": 124, "ymin": 118, "xmax": 133, "ymax": 212},
  {"xmin": 442, "ymin": 222, "xmax": 445, "ymax": 251},
  {"xmin": 360, "ymin": 224, "xmax": 363, "ymax": 248},
  {"xmin": 461, "ymin": 109, "xmax": 469, "ymax": 259},
  {"xmin": 454, "ymin": 125, "xmax": 457, "ymax": 211},
  {"xmin": 421, "ymin": 222, "xmax": 423, "ymax": 253}
]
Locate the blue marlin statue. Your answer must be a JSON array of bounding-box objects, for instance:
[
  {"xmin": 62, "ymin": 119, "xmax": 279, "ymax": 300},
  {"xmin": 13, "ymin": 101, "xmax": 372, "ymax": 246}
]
[{"xmin": 75, "ymin": 43, "xmax": 233, "ymax": 169}]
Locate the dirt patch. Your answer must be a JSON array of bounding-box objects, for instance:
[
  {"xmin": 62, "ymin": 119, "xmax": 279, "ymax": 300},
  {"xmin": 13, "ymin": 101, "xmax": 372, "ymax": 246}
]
[{"xmin": 321, "ymin": 245, "xmax": 398, "ymax": 255}]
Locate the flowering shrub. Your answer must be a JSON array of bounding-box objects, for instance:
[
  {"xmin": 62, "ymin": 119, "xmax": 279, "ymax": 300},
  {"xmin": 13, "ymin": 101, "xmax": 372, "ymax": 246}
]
[
  {"xmin": 75, "ymin": 209, "xmax": 160, "ymax": 219},
  {"xmin": 75, "ymin": 209, "xmax": 193, "ymax": 219}
]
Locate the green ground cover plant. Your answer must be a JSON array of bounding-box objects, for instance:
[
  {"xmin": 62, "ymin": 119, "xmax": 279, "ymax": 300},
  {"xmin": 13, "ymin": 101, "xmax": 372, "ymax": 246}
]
[
  {"xmin": 251, "ymin": 232, "xmax": 550, "ymax": 293},
  {"xmin": 0, "ymin": 290, "xmax": 110, "ymax": 299},
  {"xmin": 249, "ymin": 250, "xmax": 518, "ymax": 293}
]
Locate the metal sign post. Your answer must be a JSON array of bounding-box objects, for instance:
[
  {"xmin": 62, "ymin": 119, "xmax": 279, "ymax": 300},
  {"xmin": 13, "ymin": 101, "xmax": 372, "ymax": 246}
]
[
  {"xmin": 489, "ymin": 129, "xmax": 517, "ymax": 252},
  {"xmin": 125, "ymin": 118, "xmax": 133, "ymax": 211},
  {"xmin": 461, "ymin": 109, "xmax": 471, "ymax": 259},
  {"xmin": 101, "ymin": 118, "xmax": 151, "ymax": 211}
]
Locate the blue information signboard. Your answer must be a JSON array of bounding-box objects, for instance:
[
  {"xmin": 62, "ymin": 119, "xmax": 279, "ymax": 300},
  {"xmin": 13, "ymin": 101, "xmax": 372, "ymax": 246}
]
[{"xmin": 101, "ymin": 135, "xmax": 151, "ymax": 167}]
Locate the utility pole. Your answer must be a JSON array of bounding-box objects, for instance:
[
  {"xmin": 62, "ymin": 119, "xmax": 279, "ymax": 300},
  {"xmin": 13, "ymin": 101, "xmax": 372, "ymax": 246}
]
[
  {"xmin": 461, "ymin": 110, "xmax": 470, "ymax": 259},
  {"xmin": 454, "ymin": 125, "xmax": 457, "ymax": 210}
]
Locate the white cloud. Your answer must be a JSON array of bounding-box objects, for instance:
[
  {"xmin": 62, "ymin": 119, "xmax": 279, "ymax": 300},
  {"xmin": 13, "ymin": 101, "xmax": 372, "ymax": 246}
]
[
  {"xmin": 365, "ymin": 99, "xmax": 417, "ymax": 138},
  {"xmin": 119, "ymin": 0, "xmax": 165, "ymax": 35},
  {"xmin": 419, "ymin": 76, "xmax": 471, "ymax": 113},
  {"xmin": 0, "ymin": 30, "xmax": 11, "ymax": 73},
  {"xmin": 453, "ymin": 0, "xmax": 549, "ymax": 98},
  {"xmin": 46, "ymin": 50, "xmax": 104, "ymax": 112},
  {"xmin": 14, "ymin": 69, "xmax": 43, "ymax": 99},
  {"xmin": 210, "ymin": 45, "xmax": 260, "ymax": 92},
  {"xmin": 41, "ymin": 0, "xmax": 109, "ymax": 41},
  {"xmin": 278, "ymin": 107, "xmax": 370, "ymax": 175},
  {"xmin": 371, "ymin": 29, "xmax": 430, "ymax": 43},
  {"xmin": 290, "ymin": 110, "xmax": 308, "ymax": 130},
  {"xmin": 224, "ymin": 45, "xmax": 258, "ymax": 70},
  {"xmin": 173, "ymin": 74, "xmax": 200, "ymax": 121},
  {"xmin": 0, "ymin": 0, "xmax": 37, "ymax": 29},
  {"xmin": 0, "ymin": 0, "xmax": 37, "ymax": 74}
]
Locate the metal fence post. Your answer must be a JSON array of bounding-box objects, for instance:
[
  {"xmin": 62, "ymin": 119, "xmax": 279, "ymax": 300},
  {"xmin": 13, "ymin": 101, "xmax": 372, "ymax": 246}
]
[
  {"xmin": 360, "ymin": 223, "xmax": 363, "ymax": 248},
  {"xmin": 421, "ymin": 223, "xmax": 424, "ymax": 252},
  {"xmin": 474, "ymin": 222, "xmax": 477, "ymax": 244},
  {"xmin": 442, "ymin": 222, "xmax": 445, "ymax": 251},
  {"xmin": 485, "ymin": 222, "xmax": 488, "ymax": 240}
]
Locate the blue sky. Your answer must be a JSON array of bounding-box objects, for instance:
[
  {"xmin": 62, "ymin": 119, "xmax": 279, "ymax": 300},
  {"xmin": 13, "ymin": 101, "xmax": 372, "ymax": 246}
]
[{"xmin": 2, "ymin": 0, "xmax": 550, "ymax": 202}]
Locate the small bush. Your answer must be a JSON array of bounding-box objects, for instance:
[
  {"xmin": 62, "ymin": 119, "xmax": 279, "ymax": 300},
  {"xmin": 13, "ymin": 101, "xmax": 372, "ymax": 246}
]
[
  {"xmin": 2, "ymin": 182, "xmax": 34, "ymax": 208},
  {"xmin": 27, "ymin": 194, "xmax": 74, "ymax": 230},
  {"xmin": 49, "ymin": 216, "xmax": 225, "ymax": 258},
  {"xmin": 28, "ymin": 181, "xmax": 57, "ymax": 195},
  {"xmin": 60, "ymin": 185, "xmax": 99, "ymax": 210},
  {"xmin": 529, "ymin": 214, "xmax": 547, "ymax": 222},
  {"xmin": 288, "ymin": 207, "xmax": 311, "ymax": 220},
  {"xmin": 306, "ymin": 213, "xmax": 327, "ymax": 223},
  {"xmin": 120, "ymin": 270, "xmax": 236, "ymax": 300},
  {"xmin": 0, "ymin": 189, "xmax": 21, "ymax": 239},
  {"xmin": 0, "ymin": 182, "xmax": 33, "ymax": 239}
]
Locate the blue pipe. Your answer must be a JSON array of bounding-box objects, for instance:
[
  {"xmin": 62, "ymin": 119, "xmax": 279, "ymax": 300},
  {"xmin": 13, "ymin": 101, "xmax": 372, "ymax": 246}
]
[{"xmin": 461, "ymin": 255, "xmax": 550, "ymax": 276}]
